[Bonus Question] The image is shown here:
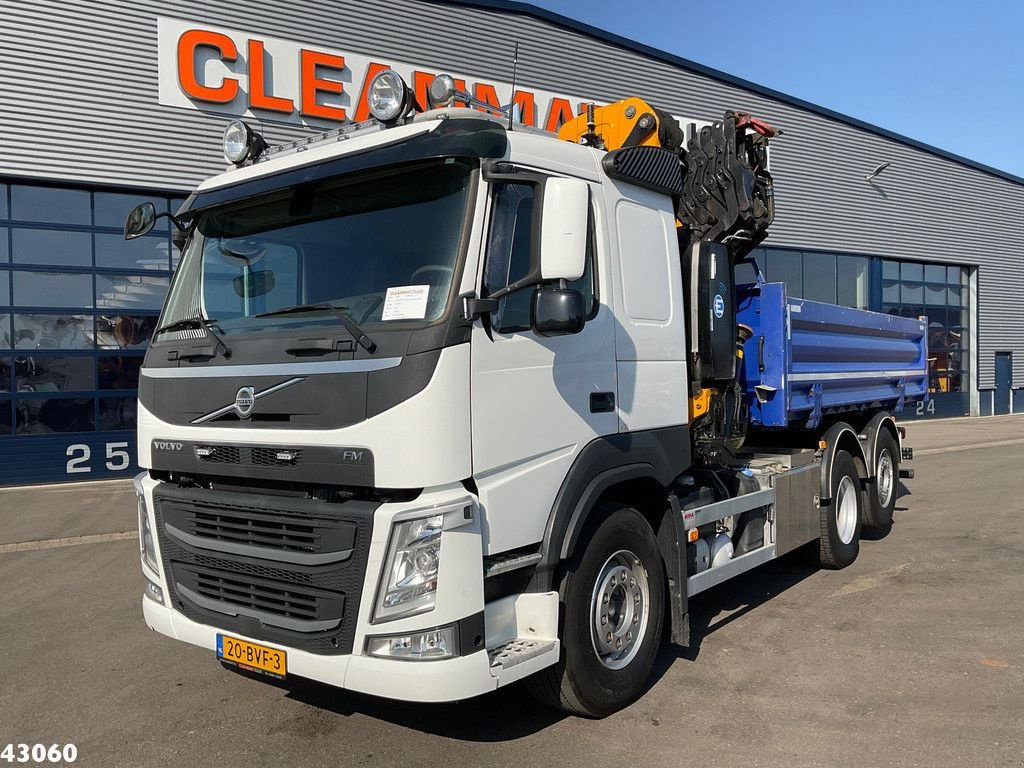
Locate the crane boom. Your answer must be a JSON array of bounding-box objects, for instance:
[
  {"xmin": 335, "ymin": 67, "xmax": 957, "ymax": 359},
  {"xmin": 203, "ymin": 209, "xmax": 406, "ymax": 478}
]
[{"xmin": 557, "ymin": 97, "xmax": 777, "ymax": 261}]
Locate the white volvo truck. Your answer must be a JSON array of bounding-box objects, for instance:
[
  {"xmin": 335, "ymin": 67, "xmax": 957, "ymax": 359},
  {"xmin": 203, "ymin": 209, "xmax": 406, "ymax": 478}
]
[{"xmin": 128, "ymin": 71, "xmax": 923, "ymax": 717}]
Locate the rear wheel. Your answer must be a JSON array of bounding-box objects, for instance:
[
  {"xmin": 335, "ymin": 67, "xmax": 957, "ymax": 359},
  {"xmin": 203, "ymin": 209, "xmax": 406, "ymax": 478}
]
[
  {"xmin": 864, "ymin": 431, "xmax": 898, "ymax": 532},
  {"xmin": 525, "ymin": 505, "xmax": 665, "ymax": 718},
  {"xmin": 814, "ymin": 450, "xmax": 862, "ymax": 569}
]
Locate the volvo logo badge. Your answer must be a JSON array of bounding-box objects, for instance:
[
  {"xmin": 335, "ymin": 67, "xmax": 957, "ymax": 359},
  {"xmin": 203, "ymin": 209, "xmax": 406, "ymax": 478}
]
[
  {"xmin": 234, "ymin": 386, "xmax": 256, "ymax": 419},
  {"xmin": 153, "ymin": 441, "xmax": 184, "ymax": 452},
  {"xmin": 190, "ymin": 377, "xmax": 306, "ymax": 425}
]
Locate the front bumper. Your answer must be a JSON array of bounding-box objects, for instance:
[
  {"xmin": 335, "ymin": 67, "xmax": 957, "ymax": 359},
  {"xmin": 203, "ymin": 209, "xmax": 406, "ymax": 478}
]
[
  {"xmin": 137, "ymin": 474, "xmax": 496, "ymax": 701},
  {"xmin": 142, "ymin": 596, "xmax": 497, "ymax": 702}
]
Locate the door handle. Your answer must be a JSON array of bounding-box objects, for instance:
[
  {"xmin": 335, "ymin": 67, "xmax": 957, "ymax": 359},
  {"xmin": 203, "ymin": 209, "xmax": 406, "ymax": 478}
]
[{"xmin": 590, "ymin": 392, "xmax": 615, "ymax": 413}]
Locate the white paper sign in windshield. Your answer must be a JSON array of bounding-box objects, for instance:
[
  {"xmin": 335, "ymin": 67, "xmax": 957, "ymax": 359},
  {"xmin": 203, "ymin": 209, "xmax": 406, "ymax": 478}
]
[{"xmin": 382, "ymin": 285, "xmax": 430, "ymax": 321}]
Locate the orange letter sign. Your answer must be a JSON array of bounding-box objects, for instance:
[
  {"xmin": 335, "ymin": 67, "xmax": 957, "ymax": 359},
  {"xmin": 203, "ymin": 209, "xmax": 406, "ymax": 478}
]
[
  {"xmin": 473, "ymin": 83, "xmax": 501, "ymax": 114},
  {"xmin": 177, "ymin": 29, "xmax": 239, "ymax": 104},
  {"xmin": 545, "ymin": 98, "xmax": 574, "ymax": 132},
  {"xmin": 301, "ymin": 49, "xmax": 347, "ymax": 121},
  {"xmin": 247, "ymin": 40, "xmax": 294, "ymax": 113},
  {"xmin": 512, "ymin": 90, "xmax": 536, "ymax": 127}
]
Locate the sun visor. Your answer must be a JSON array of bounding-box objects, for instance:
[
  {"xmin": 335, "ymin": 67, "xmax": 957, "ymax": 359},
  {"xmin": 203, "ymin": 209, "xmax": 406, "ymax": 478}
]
[{"xmin": 177, "ymin": 118, "xmax": 508, "ymax": 217}]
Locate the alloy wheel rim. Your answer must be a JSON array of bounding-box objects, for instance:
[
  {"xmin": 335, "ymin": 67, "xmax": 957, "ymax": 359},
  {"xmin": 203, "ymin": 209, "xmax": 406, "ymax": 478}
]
[
  {"xmin": 835, "ymin": 475, "xmax": 858, "ymax": 544},
  {"xmin": 876, "ymin": 449, "xmax": 894, "ymax": 508},
  {"xmin": 590, "ymin": 549, "xmax": 650, "ymax": 670}
]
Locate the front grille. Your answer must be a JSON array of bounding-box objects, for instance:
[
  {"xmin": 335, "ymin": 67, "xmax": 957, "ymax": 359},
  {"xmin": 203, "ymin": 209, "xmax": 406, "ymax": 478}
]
[
  {"xmin": 195, "ymin": 445, "xmax": 302, "ymax": 468},
  {"xmin": 154, "ymin": 484, "xmax": 377, "ymax": 655},
  {"xmin": 189, "ymin": 509, "xmax": 319, "ymax": 554},
  {"xmin": 176, "ymin": 563, "xmax": 344, "ymax": 628}
]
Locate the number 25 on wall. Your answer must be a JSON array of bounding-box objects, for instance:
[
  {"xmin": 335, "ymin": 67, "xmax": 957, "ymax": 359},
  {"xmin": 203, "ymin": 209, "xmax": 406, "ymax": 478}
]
[{"xmin": 66, "ymin": 442, "xmax": 131, "ymax": 474}]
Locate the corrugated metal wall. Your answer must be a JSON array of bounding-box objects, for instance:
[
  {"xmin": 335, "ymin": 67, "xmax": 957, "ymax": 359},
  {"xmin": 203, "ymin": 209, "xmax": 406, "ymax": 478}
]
[{"xmin": 0, "ymin": 0, "xmax": 1021, "ymax": 387}]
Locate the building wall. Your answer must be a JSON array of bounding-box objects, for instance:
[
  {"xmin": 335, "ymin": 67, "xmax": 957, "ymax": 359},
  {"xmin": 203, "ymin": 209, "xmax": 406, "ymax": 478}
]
[{"xmin": 0, "ymin": 0, "xmax": 1021, "ymax": 391}]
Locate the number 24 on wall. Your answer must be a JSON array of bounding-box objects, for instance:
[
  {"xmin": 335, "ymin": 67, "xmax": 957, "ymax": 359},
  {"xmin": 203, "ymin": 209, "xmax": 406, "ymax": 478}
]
[{"xmin": 66, "ymin": 442, "xmax": 131, "ymax": 474}]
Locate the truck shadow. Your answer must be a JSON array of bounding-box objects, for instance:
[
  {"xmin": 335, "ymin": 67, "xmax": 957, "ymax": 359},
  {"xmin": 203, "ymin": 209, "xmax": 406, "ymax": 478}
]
[
  {"xmin": 278, "ymin": 554, "xmax": 818, "ymax": 739},
  {"xmin": 660, "ymin": 551, "xmax": 816, "ymax": 667},
  {"xmin": 862, "ymin": 481, "xmax": 911, "ymax": 541},
  {"xmin": 279, "ymin": 672, "xmax": 567, "ymax": 739}
]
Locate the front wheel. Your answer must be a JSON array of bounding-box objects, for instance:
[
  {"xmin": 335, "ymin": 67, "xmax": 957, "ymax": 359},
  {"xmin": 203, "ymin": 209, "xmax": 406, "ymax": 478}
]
[{"xmin": 525, "ymin": 505, "xmax": 665, "ymax": 718}]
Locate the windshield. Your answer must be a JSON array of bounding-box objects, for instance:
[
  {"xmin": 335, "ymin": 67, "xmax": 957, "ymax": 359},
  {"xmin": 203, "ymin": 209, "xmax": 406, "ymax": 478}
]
[{"xmin": 158, "ymin": 160, "xmax": 474, "ymax": 338}]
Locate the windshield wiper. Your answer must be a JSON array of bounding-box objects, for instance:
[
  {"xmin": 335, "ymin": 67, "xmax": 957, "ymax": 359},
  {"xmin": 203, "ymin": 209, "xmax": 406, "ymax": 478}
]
[
  {"xmin": 154, "ymin": 317, "xmax": 232, "ymax": 359},
  {"xmin": 256, "ymin": 303, "xmax": 377, "ymax": 354}
]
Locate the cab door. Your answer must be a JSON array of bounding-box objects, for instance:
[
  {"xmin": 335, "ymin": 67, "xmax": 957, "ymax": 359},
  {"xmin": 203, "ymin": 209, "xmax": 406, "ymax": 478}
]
[{"xmin": 470, "ymin": 177, "xmax": 617, "ymax": 554}]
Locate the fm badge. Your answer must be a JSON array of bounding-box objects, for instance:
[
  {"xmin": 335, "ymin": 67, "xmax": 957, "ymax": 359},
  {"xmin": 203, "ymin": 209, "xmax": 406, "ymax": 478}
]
[{"xmin": 234, "ymin": 386, "xmax": 256, "ymax": 419}]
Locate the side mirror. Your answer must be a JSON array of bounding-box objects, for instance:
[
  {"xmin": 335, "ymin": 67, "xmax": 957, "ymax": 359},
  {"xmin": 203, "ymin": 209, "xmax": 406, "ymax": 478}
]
[
  {"xmin": 540, "ymin": 178, "xmax": 588, "ymax": 282},
  {"xmin": 124, "ymin": 203, "xmax": 157, "ymax": 240},
  {"xmin": 531, "ymin": 286, "xmax": 584, "ymax": 337},
  {"xmin": 233, "ymin": 270, "xmax": 276, "ymax": 298}
]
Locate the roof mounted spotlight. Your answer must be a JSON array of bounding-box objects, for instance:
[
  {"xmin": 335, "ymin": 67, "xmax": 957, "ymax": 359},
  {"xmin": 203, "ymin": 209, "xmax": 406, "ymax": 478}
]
[
  {"xmin": 223, "ymin": 120, "xmax": 267, "ymax": 166},
  {"xmin": 427, "ymin": 73, "xmax": 512, "ymax": 117},
  {"xmin": 428, "ymin": 74, "xmax": 457, "ymax": 108},
  {"xmin": 368, "ymin": 70, "xmax": 414, "ymax": 124}
]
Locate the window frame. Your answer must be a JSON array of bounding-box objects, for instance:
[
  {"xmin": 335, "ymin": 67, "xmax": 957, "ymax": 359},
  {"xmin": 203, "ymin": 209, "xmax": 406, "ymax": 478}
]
[{"xmin": 480, "ymin": 172, "xmax": 600, "ymax": 335}]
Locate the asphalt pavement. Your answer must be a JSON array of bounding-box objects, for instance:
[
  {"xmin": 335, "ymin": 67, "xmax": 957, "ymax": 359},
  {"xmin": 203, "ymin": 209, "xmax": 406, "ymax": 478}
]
[{"xmin": 1, "ymin": 415, "xmax": 1022, "ymax": 768}]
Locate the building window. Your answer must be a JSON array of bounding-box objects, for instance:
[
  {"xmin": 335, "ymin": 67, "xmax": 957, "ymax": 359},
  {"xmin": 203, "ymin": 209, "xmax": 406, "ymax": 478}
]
[
  {"xmin": 0, "ymin": 182, "xmax": 173, "ymax": 448},
  {"xmin": 765, "ymin": 249, "xmax": 803, "ymax": 297},
  {"xmin": 882, "ymin": 258, "xmax": 969, "ymax": 415},
  {"xmin": 801, "ymin": 251, "xmax": 836, "ymax": 304},
  {"xmin": 748, "ymin": 245, "xmax": 970, "ymax": 418},
  {"xmin": 836, "ymin": 255, "xmax": 870, "ymax": 310},
  {"xmin": 11, "ymin": 185, "xmax": 91, "ymax": 226},
  {"xmin": 748, "ymin": 247, "xmax": 869, "ymax": 310}
]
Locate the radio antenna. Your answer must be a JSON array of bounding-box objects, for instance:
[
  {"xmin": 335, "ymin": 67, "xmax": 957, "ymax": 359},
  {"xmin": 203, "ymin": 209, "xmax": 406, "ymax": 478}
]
[{"xmin": 508, "ymin": 42, "xmax": 520, "ymax": 128}]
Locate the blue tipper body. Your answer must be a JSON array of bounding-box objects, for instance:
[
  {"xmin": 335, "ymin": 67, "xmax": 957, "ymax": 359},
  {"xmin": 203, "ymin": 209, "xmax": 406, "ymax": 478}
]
[{"xmin": 737, "ymin": 282, "xmax": 929, "ymax": 429}]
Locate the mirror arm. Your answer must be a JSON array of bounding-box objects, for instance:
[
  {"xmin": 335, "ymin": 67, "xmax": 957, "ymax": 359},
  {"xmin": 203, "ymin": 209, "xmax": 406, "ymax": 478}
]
[
  {"xmin": 158, "ymin": 211, "xmax": 189, "ymax": 231},
  {"xmin": 463, "ymin": 294, "xmax": 500, "ymax": 320},
  {"xmin": 484, "ymin": 285, "xmax": 510, "ymax": 301}
]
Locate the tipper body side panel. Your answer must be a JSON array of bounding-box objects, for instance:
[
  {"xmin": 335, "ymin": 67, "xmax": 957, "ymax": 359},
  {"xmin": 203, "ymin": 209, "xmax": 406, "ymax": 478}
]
[{"xmin": 738, "ymin": 282, "xmax": 929, "ymax": 428}]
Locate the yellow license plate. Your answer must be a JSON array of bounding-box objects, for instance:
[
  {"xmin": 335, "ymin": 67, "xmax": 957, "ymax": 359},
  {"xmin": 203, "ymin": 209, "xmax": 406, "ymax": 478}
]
[{"xmin": 217, "ymin": 634, "xmax": 287, "ymax": 678}]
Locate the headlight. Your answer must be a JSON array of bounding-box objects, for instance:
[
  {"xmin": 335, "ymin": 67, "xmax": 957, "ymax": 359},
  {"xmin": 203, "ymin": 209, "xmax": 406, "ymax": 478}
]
[
  {"xmin": 223, "ymin": 120, "xmax": 266, "ymax": 165},
  {"xmin": 134, "ymin": 472, "xmax": 159, "ymax": 574},
  {"xmin": 367, "ymin": 70, "xmax": 410, "ymax": 123},
  {"xmin": 374, "ymin": 513, "xmax": 443, "ymax": 621}
]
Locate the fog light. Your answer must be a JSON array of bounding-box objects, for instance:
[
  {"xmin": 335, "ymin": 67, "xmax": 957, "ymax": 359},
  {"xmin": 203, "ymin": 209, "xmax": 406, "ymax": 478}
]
[
  {"xmin": 368, "ymin": 70, "xmax": 410, "ymax": 123},
  {"xmin": 366, "ymin": 625, "xmax": 458, "ymax": 661},
  {"xmin": 144, "ymin": 578, "xmax": 164, "ymax": 605}
]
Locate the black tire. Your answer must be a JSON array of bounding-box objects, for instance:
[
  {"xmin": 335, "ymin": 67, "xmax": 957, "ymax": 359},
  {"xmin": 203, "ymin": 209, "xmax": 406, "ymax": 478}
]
[
  {"xmin": 814, "ymin": 450, "xmax": 862, "ymax": 569},
  {"xmin": 864, "ymin": 431, "xmax": 898, "ymax": 532},
  {"xmin": 525, "ymin": 505, "xmax": 665, "ymax": 718}
]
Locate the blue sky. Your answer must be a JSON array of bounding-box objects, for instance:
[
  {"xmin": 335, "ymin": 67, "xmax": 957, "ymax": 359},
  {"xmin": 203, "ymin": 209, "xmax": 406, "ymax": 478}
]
[{"xmin": 528, "ymin": 0, "xmax": 1024, "ymax": 178}]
